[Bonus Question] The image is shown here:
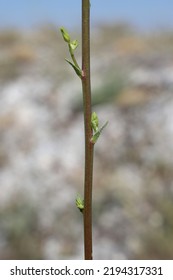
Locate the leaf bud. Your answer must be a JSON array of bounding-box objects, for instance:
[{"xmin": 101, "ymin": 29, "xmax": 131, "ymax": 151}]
[{"xmin": 60, "ymin": 27, "xmax": 71, "ymax": 43}]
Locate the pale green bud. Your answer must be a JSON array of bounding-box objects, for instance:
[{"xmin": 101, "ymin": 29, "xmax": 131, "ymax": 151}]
[
  {"xmin": 76, "ymin": 195, "xmax": 84, "ymax": 213},
  {"xmin": 60, "ymin": 27, "xmax": 71, "ymax": 43},
  {"xmin": 70, "ymin": 40, "xmax": 79, "ymax": 51},
  {"xmin": 91, "ymin": 112, "xmax": 99, "ymax": 132}
]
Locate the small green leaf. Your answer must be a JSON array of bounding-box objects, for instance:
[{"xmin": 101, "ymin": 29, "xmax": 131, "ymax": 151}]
[
  {"xmin": 90, "ymin": 130, "xmax": 100, "ymax": 144},
  {"xmin": 70, "ymin": 40, "xmax": 79, "ymax": 51},
  {"xmin": 65, "ymin": 59, "xmax": 82, "ymax": 78},
  {"xmin": 91, "ymin": 121, "xmax": 108, "ymax": 144},
  {"xmin": 76, "ymin": 195, "xmax": 84, "ymax": 213},
  {"xmin": 60, "ymin": 27, "xmax": 71, "ymax": 43},
  {"xmin": 99, "ymin": 121, "xmax": 108, "ymax": 134}
]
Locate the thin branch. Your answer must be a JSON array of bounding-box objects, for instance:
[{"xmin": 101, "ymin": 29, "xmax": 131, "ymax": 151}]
[{"xmin": 81, "ymin": 0, "xmax": 94, "ymax": 260}]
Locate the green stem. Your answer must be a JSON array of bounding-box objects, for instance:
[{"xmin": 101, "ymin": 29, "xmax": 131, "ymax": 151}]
[
  {"xmin": 81, "ymin": 0, "xmax": 94, "ymax": 260},
  {"xmin": 68, "ymin": 45, "xmax": 80, "ymax": 69}
]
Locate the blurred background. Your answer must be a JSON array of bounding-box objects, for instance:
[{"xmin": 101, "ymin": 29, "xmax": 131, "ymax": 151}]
[{"xmin": 0, "ymin": 0, "xmax": 173, "ymax": 259}]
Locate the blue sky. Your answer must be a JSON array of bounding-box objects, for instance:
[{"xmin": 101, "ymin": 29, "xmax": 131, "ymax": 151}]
[{"xmin": 0, "ymin": 0, "xmax": 173, "ymax": 31}]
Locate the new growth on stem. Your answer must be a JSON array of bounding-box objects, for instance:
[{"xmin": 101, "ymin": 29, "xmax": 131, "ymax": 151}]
[
  {"xmin": 91, "ymin": 112, "xmax": 108, "ymax": 144},
  {"xmin": 60, "ymin": 27, "xmax": 82, "ymax": 78},
  {"xmin": 76, "ymin": 195, "xmax": 84, "ymax": 213}
]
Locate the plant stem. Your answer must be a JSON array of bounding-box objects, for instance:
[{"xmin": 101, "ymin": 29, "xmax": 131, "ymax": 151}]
[
  {"xmin": 81, "ymin": 0, "xmax": 94, "ymax": 260},
  {"xmin": 68, "ymin": 46, "xmax": 80, "ymax": 69}
]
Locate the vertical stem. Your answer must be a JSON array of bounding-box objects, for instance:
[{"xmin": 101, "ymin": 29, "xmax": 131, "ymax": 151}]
[{"xmin": 81, "ymin": 0, "xmax": 94, "ymax": 260}]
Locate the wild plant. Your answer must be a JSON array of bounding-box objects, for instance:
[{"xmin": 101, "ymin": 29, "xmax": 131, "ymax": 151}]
[{"xmin": 60, "ymin": 0, "xmax": 107, "ymax": 260}]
